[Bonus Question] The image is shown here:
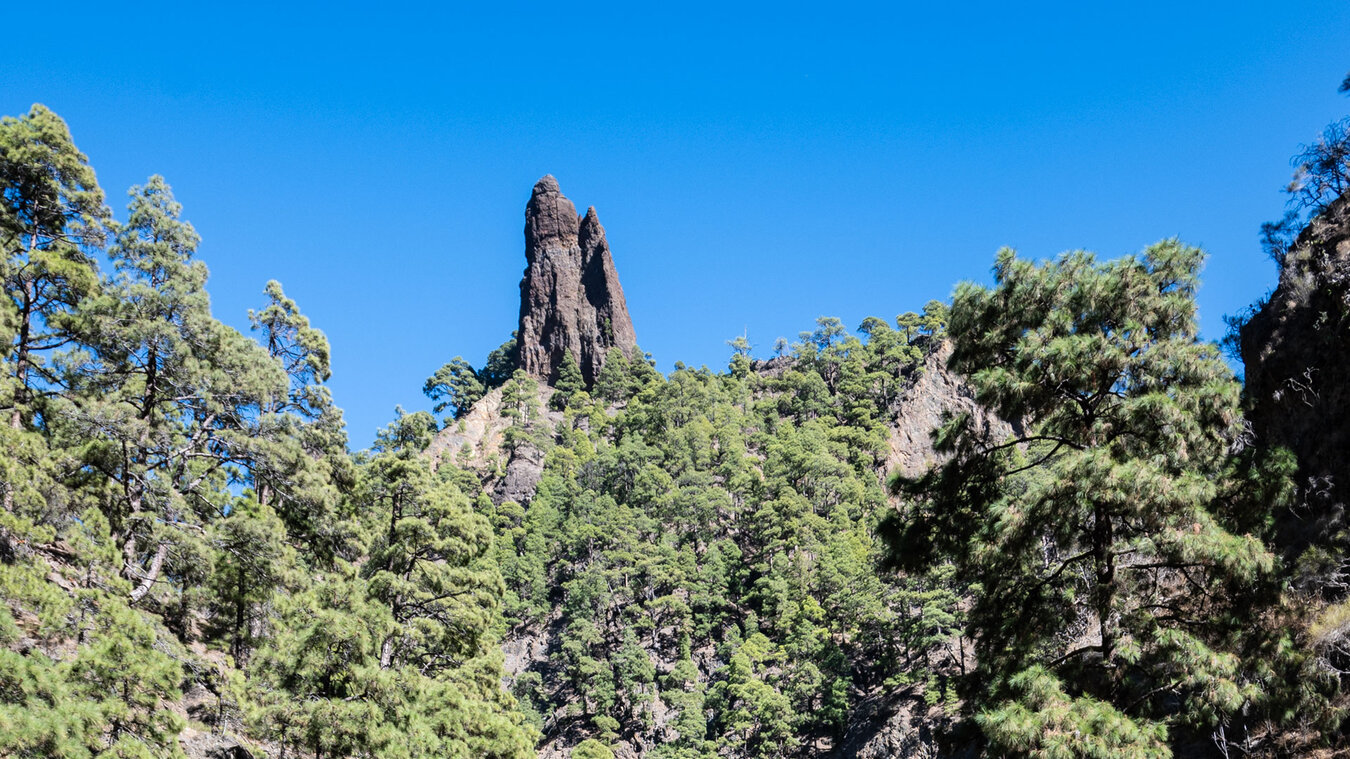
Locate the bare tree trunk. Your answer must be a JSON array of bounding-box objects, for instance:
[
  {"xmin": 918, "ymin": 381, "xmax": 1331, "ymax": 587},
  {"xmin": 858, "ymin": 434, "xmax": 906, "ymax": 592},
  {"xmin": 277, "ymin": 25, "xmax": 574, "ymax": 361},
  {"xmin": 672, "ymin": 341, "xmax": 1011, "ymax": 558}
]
[
  {"xmin": 129, "ymin": 542, "xmax": 168, "ymax": 603},
  {"xmin": 121, "ymin": 484, "xmax": 144, "ymax": 581}
]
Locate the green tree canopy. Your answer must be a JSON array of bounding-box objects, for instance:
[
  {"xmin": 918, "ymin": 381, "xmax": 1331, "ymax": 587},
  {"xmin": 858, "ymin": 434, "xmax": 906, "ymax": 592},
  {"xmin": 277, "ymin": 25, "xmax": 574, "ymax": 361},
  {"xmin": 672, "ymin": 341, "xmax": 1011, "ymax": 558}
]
[
  {"xmin": 0, "ymin": 104, "xmax": 108, "ymax": 431},
  {"xmin": 886, "ymin": 241, "xmax": 1278, "ymax": 756}
]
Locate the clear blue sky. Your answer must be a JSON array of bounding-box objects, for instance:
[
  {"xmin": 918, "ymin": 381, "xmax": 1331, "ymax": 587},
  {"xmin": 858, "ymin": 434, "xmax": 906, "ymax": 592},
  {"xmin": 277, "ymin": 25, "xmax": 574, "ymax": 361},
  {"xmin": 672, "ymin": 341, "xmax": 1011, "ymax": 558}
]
[{"xmin": 6, "ymin": 1, "xmax": 1349, "ymax": 446}]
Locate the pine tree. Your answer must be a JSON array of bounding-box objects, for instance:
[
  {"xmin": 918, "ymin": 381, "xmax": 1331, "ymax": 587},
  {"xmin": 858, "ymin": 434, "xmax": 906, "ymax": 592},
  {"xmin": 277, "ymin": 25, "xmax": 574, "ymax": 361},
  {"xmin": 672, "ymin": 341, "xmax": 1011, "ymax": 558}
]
[
  {"xmin": 726, "ymin": 335, "xmax": 753, "ymax": 379},
  {"xmin": 247, "ymin": 566, "xmax": 396, "ymax": 759},
  {"xmin": 551, "ymin": 350, "xmax": 586, "ymax": 410},
  {"xmin": 0, "ymin": 104, "xmax": 108, "ymax": 432},
  {"xmin": 68, "ymin": 598, "xmax": 187, "ymax": 756},
  {"xmin": 0, "ymin": 105, "xmax": 108, "ymax": 540},
  {"xmin": 502, "ymin": 369, "xmax": 548, "ymax": 454},
  {"xmin": 0, "ymin": 528, "xmax": 188, "ymax": 759},
  {"xmin": 424, "ymin": 357, "xmax": 485, "ymax": 420},
  {"xmin": 886, "ymin": 242, "xmax": 1277, "ymax": 756},
  {"xmin": 208, "ymin": 499, "xmax": 293, "ymax": 664},
  {"xmin": 572, "ymin": 739, "xmax": 616, "ymax": 759},
  {"xmin": 246, "ymin": 280, "xmax": 352, "ymax": 561},
  {"xmin": 63, "ymin": 176, "xmax": 285, "ymax": 603},
  {"xmin": 257, "ymin": 409, "xmax": 534, "ymax": 757},
  {"xmin": 361, "ymin": 412, "xmax": 500, "ymax": 671},
  {"xmin": 479, "ymin": 333, "xmax": 519, "ymax": 389},
  {"xmin": 592, "ymin": 348, "xmax": 634, "ymax": 404}
]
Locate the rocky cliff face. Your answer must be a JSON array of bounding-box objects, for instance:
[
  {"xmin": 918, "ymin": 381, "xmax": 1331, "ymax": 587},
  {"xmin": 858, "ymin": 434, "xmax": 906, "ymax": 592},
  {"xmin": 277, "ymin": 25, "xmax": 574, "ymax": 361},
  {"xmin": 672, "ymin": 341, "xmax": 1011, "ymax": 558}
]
[
  {"xmin": 518, "ymin": 175, "xmax": 638, "ymax": 386},
  {"xmin": 838, "ymin": 688, "xmax": 976, "ymax": 759},
  {"xmin": 1240, "ymin": 196, "xmax": 1350, "ymax": 556},
  {"xmin": 885, "ymin": 340, "xmax": 1015, "ymax": 481},
  {"xmin": 425, "ymin": 380, "xmax": 559, "ymax": 505}
]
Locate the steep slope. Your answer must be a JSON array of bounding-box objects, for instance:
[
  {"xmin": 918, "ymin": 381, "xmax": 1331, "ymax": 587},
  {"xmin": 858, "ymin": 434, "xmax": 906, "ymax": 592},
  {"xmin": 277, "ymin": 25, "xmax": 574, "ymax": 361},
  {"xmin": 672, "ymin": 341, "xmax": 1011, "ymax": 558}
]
[
  {"xmin": 475, "ymin": 349, "xmax": 988, "ymax": 759},
  {"xmin": 426, "ymin": 381, "xmax": 561, "ymax": 506},
  {"xmin": 884, "ymin": 340, "xmax": 1015, "ymax": 481}
]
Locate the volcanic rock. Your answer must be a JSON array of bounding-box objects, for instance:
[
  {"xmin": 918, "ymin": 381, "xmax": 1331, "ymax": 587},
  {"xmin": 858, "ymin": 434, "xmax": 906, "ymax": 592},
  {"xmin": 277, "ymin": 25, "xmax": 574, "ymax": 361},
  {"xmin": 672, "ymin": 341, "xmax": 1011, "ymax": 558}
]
[
  {"xmin": 1240, "ymin": 195, "xmax": 1350, "ymax": 555},
  {"xmin": 886, "ymin": 340, "xmax": 1017, "ymax": 481},
  {"xmin": 517, "ymin": 175, "xmax": 637, "ymax": 386}
]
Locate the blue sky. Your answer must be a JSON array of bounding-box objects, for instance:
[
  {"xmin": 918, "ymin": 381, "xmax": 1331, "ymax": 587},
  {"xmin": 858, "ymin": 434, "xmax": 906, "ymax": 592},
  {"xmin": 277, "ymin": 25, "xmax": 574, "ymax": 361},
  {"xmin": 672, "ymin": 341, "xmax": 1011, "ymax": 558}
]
[{"xmin": 6, "ymin": 1, "xmax": 1349, "ymax": 446}]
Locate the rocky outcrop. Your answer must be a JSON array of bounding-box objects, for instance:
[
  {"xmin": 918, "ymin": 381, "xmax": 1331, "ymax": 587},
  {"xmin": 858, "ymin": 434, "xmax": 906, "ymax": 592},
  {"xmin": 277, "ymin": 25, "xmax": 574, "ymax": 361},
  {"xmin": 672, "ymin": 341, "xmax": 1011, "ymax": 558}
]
[
  {"xmin": 179, "ymin": 729, "xmax": 255, "ymax": 759},
  {"xmin": 840, "ymin": 689, "xmax": 977, "ymax": 759},
  {"xmin": 425, "ymin": 380, "xmax": 560, "ymax": 505},
  {"xmin": 1240, "ymin": 196, "xmax": 1350, "ymax": 555},
  {"xmin": 518, "ymin": 175, "xmax": 638, "ymax": 386},
  {"xmin": 886, "ymin": 340, "xmax": 1016, "ymax": 481}
]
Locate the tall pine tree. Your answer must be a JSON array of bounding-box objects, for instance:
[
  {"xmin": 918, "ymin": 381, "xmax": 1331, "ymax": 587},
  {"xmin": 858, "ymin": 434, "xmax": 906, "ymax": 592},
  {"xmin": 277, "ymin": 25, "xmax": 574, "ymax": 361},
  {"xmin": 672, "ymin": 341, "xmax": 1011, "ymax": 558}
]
[{"xmin": 886, "ymin": 242, "xmax": 1277, "ymax": 756}]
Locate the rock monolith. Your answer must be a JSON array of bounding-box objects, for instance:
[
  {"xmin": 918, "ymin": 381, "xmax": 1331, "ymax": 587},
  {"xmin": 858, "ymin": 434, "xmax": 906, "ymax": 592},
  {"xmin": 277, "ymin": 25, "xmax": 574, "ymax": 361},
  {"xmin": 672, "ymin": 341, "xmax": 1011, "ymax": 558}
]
[{"xmin": 517, "ymin": 175, "xmax": 637, "ymax": 385}]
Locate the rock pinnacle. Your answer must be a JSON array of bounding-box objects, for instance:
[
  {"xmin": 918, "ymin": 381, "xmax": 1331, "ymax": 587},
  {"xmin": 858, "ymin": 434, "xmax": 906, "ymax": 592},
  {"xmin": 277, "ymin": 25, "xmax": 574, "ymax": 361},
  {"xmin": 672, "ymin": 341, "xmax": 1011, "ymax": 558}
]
[{"xmin": 517, "ymin": 176, "xmax": 637, "ymax": 385}]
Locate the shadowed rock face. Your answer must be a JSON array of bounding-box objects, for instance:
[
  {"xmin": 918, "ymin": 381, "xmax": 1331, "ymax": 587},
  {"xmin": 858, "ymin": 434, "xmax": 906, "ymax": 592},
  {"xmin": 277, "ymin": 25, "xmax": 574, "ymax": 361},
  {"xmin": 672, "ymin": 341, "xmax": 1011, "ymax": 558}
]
[
  {"xmin": 1240, "ymin": 196, "xmax": 1350, "ymax": 554},
  {"xmin": 517, "ymin": 175, "xmax": 637, "ymax": 386}
]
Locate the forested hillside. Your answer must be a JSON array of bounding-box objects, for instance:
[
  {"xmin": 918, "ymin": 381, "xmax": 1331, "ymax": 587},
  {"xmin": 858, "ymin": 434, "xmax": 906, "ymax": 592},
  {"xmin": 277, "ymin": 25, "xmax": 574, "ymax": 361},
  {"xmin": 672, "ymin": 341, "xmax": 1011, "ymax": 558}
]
[
  {"xmin": 0, "ymin": 105, "xmax": 533, "ymax": 758},
  {"xmin": 3, "ymin": 97, "xmax": 1350, "ymax": 759},
  {"xmin": 448, "ymin": 310, "xmax": 961, "ymax": 758}
]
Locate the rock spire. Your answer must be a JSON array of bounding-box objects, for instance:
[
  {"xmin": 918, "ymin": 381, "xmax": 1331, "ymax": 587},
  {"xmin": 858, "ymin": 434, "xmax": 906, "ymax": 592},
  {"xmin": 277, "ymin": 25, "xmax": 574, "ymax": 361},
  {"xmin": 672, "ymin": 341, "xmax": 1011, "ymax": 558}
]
[{"xmin": 517, "ymin": 175, "xmax": 637, "ymax": 385}]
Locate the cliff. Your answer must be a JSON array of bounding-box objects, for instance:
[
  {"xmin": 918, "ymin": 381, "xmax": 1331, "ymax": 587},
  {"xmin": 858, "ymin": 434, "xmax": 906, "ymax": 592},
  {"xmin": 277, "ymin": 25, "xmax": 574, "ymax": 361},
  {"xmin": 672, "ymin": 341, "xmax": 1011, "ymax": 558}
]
[{"xmin": 1240, "ymin": 195, "xmax": 1350, "ymax": 558}]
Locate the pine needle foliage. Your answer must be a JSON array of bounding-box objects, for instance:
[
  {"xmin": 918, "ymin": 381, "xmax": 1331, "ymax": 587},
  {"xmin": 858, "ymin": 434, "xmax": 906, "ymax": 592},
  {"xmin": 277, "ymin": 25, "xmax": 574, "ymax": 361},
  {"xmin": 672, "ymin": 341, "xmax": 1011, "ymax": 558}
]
[{"xmin": 886, "ymin": 242, "xmax": 1281, "ymax": 756}]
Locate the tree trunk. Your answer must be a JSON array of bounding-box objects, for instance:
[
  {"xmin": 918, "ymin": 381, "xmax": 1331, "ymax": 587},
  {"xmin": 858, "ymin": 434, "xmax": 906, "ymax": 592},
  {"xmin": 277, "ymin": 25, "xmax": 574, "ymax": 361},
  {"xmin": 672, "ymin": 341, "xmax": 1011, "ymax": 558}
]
[
  {"xmin": 121, "ymin": 484, "xmax": 145, "ymax": 581},
  {"xmin": 234, "ymin": 574, "xmax": 247, "ymax": 663},
  {"xmin": 129, "ymin": 541, "xmax": 169, "ymax": 603},
  {"xmin": 1093, "ymin": 503, "xmax": 1116, "ymax": 664},
  {"xmin": 10, "ymin": 279, "xmax": 33, "ymax": 432}
]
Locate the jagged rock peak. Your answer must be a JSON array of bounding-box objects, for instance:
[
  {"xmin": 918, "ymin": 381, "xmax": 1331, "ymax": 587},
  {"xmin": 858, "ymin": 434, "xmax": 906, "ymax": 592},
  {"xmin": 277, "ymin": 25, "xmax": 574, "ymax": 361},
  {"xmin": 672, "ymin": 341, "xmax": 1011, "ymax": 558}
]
[{"xmin": 518, "ymin": 175, "xmax": 637, "ymax": 386}]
